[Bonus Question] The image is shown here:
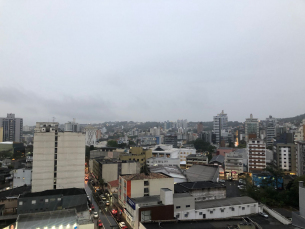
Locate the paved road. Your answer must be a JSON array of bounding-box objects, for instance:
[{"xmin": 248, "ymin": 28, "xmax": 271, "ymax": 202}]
[
  {"xmin": 225, "ymin": 180, "xmax": 241, "ymax": 198},
  {"xmin": 84, "ymin": 181, "xmax": 118, "ymax": 229}
]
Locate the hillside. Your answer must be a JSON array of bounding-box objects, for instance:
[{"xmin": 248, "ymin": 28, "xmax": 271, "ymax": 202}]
[{"xmin": 279, "ymin": 113, "xmax": 305, "ymax": 125}]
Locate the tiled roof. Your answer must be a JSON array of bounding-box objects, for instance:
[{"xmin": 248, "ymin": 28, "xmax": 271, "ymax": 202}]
[
  {"xmin": 121, "ymin": 172, "xmax": 171, "ymax": 181},
  {"xmin": 108, "ymin": 179, "xmax": 119, "ymax": 187}
]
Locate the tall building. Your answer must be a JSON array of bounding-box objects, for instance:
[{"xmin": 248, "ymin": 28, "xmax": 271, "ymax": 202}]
[
  {"xmin": 274, "ymin": 142, "xmax": 297, "ymax": 175},
  {"xmin": 295, "ymin": 119, "xmax": 305, "ymax": 142},
  {"xmin": 197, "ymin": 122, "xmax": 204, "ymax": 134},
  {"xmin": 297, "ymin": 141, "xmax": 305, "ymax": 176},
  {"xmin": 177, "ymin": 119, "xmax": 188, "ymax": 129},
  {"xmin": 245, "ymin": 114, "xmax": 259, "ymax": 142},
  {"xmin": 247, "ymin": 138, "xmax": 266, "ymax": 172},
  {"xmin": 213, "ymin": 110, "xmax": 228, "ymax": 144},
  {"xmin": 32, "ymin": 122, "xmax": 85, "ymax": 192},
  {"xmin": 0, "ymin": 113, "xmax": 23, "ymax": 142},
  {"xmin": 84, "ymin": 125, "xmax": 97, "ymax": 146},
  {"xmin": 164, "ymin": 135, "xmax": 178, "ymax": 148},
  {"xmin": 266, "ymin": 115, "xmax": 277, "ymax": 147},
  {"xmin": 64, "ymin": 118, "xmax": 80, "ymax": 132}
]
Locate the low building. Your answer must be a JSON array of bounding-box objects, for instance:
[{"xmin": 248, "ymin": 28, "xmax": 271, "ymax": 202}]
[
  {"xmin": 209, "ymin": 155, "xmax": 225, "ymax": 178},
  {"xmin": 0, "ymin": 185, "xmax": 31, "ymax": 215},
  {"xmin": 164, "ymin": 135, "xmax": 178, "ymax": 148},
  {"xmin": 118, "ymin": 173, "xmax": 174, "ymax": 208},
  {"xmin": 178, "ymin": 148, "xmax": 196, "ymax": 163},
  {"xmin": 90, "ymin": 147, "xmax": 122, "ymax": 159},
  {"xmin": 17, "ymin": 188, "xmax": 88, "ymax": 215},
  {"xmin": 185, "ymin": 165, "xmax": 219, "ymax": 182},
  {"xmin": 125, "ymin": 188, "xmax": 175, "ymax": 229},
  {"xmin": 13, "ymin": 168, "xmax": 32, "ymax": 188},
  {"xmin": 216, "ymin": 147, "xmax": 235, "ymax": 157},
  {"xmin": 120, "ymin": 147, "xmax": 152, "ymax": 166},
  {"xmin": 16, "ymin": 208, "xmax": 94, "ymax": 229},
  {"xmin": 146, "ymin": 157, "xmax": 180, "ymax": 167},
  {"xmin": 186, "ymin": 154, "xmax": 208, "ymax": 169},
  {"xmin": 174, "ymin": 181, "xmax": 226, "ymax": 202},
  {"xmin": 224, "ymin": 151, "xmax": 244, "ymax": 180},
  {"xmin": 149, "ymin": 165, "xmax": 187, "ymax": 183},
  {"xmin": 107, "ymin": 179, "xmax": 119, "ymax": 195},
  {"xmin": 292, "ymin": 181, "xmax": 305, "ymax": 227},
  {"xmin": 92, "ymin": 158, "xmax": 140, "ymax": 183}
]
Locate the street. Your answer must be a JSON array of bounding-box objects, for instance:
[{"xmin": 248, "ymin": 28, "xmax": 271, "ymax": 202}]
[
  {"xmin": 84, "ymin": 181, "xmax": 118, "ymax": 229},
  {"xmin": 225, "ymin": 180, "xmax": 241, "ymax": 198}
]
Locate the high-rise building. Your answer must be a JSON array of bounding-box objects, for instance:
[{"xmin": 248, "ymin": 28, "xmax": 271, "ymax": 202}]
[
  {"xmin": 213, "ymin": 110, "xmax": 228, "ymax": 144},
  {"xmin": 297, "ymin": 141, "xmax": 305, "ymax": 176},
  {"xmin": 266, "ymin": 116, "xmax": 277, "ymax": 147},
  {"xmin": 32, "ymin": 122, "xmax": 85, "ymax": 192},
  {"xmin": 64, "ymin": 118, "xmax": 80, "ymax": 132},
  {"xmin": 84, "ymin": 125, "xmax": 97, "ymax": 146},
  {"xmin": 245, "ymin": 114, "xmax": 259, "ymax": 142},
  {"xmin": 247, "ymin": 138, "xmax": 266, "ymax": 172},
  {"xmin": 197, "ymin": 122, "xmax": 204, "ymax": 134},
  {"xmin": 274, "ymin": 142, "xmax": 297, "ymax": 175},
  {"xmin": 0, "ymin": 113, "xmax": 23, "ymax": 142}
]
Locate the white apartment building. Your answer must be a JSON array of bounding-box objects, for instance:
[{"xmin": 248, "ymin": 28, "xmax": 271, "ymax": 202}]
[
  {"xmin": 224, "ymin": 151, "xmax": 243, "ymax": 179},
  {"xmin": 32, "ymin": 122, "xmax": 85, "ymax": 192},
  {"xmin": 84, "ymin": 125, "xmax": 97, "ymax": 146},
  {"xmin": 178, "ymin": 148, "xmax": 196, "ymax": 162},
  {"xmin": 13, "ymin": 168, "xmax": 32, "ymax": 188},
  {"xmin": 247, "ymin": 139, "xmax": 266, "ymax": 172},
  {"xmin": 245, "ymin": 114, "xmax": 259, "ymax": 142},
  {"xmin": 266, "ymin": 116, "xmax": 277, "ymax": 147},
  {"xmin": 295, "ymin": 119, "xmax": 305, "ymax": 142}
]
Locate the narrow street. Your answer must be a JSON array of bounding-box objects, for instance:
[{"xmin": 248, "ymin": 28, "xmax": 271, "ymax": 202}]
[{"xmin": 84, "ymin": 181, "xmax": 118, "ymax": 229}]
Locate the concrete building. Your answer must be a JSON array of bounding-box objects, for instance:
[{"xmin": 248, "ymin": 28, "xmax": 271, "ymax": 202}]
[
  {"xmin": 199, "ymin": 131, "xmax": 212, "ymax": 143},
  {"xmin": 174, "ymin": 181, "xmax": 226, "ymax": 202},
  {"xmin": 209, "ymin": 155, "xmax": 225, "ymax": 178},
  {"xmin": 266, "ymin": 116, "xmax": 277, "ymax": 147},
  {"xmin": 274, "ymin": 143, "xmax": 297, "ymax": 175},
  {"xmin": 118, "ymin": 173, "xmax": 174, "ymax": 209},
  {"xmin": 137, "ymin": 136, "xmax": 158, "ymax": 145},
  {"xmin": 224, "ymin": 151, "xmax": 244, "ymax": 179},
  {"xmin": 178, "ymin": 147, "xmax": 196, "ymax": 163},
  {"xmin": 92, "ymin": 158, "xmax": 140, "ymax": 183},
  {"xmin": 32, "ymin": 122, "xmax": 85, "ymax": 192},
  {"xmin": 297, "ymin": 141, "xmax": 305, "ymax": 176},
  {"xmin": 84, "ymin": 125, "xmax": 97, "ymax": 146},
  {"xmin": 0, "ymin": 141, "xmax": 24, "ymax": 158},
  {"xmin": 146, "ymin": 157, "xmax": 180, "ymax": 167},
  {"xmin": 248, "ymin": 138, "xmax": 266, "ymax": 172},
  {"xmin": 13, "ymin": 168, "xmax": 32, "ymax": 188},
  {"xmin": 186, "ymin": 154, "xmax": 208, "ymax": 169},
  {"xmin": 151, "ymin": 145, "xmax": 179, "ymax": 158},
  {"xmin": 294, "ymin": 119, "xmax": 305, "ymax": 142},
  {"xmin": 0, "ymin": 113, "xmax": 23, "ymax": 142},
  {"xmin": 90, "ymin": 147, "xmax": 122, "ymax": 159},
  {"xmin": 292, "ymin": 181, "xmax": 305, "ymax": 227},
  {"xmin": 124, "ymin": 189, "xmax": 175, "ymax": 229},
  {"xmin": 64, "ymin": 119, "xmax": 80, "ymax": 132},
  {"xmin": 216, "ymin": 147, "xmax": 235, "ymax": 157},
  {"xmin": 245, "ymin": 114, "xmax": 259, "ymax": 142},
  {"xmin": 164, "ymin": 135, "xmax": 178, "ymax": 148},
  {"xmin": 213, "ymin": 110, "xmax": 228, "ymax": 144},
  {"xmin": 120, "ymin": 147, "xmax": 152, "ymax": 166}
]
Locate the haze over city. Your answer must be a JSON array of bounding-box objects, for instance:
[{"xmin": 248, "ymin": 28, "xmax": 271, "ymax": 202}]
[{"xmin": 1, "ymin": 0, "xmax": 305, "ymax": 125}]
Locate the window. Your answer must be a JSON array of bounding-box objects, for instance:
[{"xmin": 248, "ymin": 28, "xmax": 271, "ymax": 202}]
[
  {"xmin": 186, "ymin": 205, "xmax": 190, "ymax": 208},
  {"xmin": 242, "ymin": 207, "xmax": 245, "ymax": 210},
  {"xmin": 32, "ymin": 200, "xmax": 36, "ymax": 204},
  {"xmin": 221, "ymin": 209, "xmax": 224, "ymax": 212},
  {"xmin": 185, "ymin": 213, "xmax": 189, "ymax": 217},
  {"xmin": 144, "ymin": 181, "xmax": 149, "ymax": 186},
  {"xmin": 141, "ymin": 210, "xmax": 151, "ymax": 222},
  {"xmin": 199, "ymin": 212, "xmax": 202, "ymax": 215},
  {"xmin": 202, "ymin": 214, "xmax": 206, "ymax": 219},
  {"xmin": 176, "ymin": 206, "xmax": 181, "ymax": 209},
  {"xmin": 57, "ymin": 198, "xmax": 61, "ymax": 201},
  {"xmin": 144, "ymin": 188, "xmax": 149, "ymax": 193},
  {"xmin": 176, "ymin": 214, "xmax": 180, "ymax": 218},
  {"xmin": 45, "ymin": 199, "xmax": 49, "ymax": 203},
  {"xmin": 231, "ymin": 207, "xmax": 235, "ymax": 211},
  {"xmin": 19, "ymin": 201, "xmax": 23, "ymax": 206}
]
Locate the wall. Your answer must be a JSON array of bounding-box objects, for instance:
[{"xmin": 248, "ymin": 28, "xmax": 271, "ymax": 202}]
[
  {"xmin": 299, "ymin": 182, "xmax": 305, "ymax": 217},
  {"xmin": 13, "ymin": 168, "xmax": 32, "ymax": 188},
  {"xmin": 102, "ymin": 164, "xmax": 118, "ymax": 182},
  {"xmin": 173, "ymin": 196, "xmax": 195, "ymax": 220},
  {"xmin": 0, "ymin": 199, "xmax": 17, "ymax": 215},
  {"xmin": 261, "ymin": 204, "xmax": 291, "ymax": 225},
  {"xmin": 149, "ymin": 178, "xmax": 174, "ymax": 197},
  {"xmin": 122, "ymin": 162, "xmax": 140, "ymax": 176},
  {"xmin": 190, "ymin": 187, "xmax": 226, "ymax": 201}
]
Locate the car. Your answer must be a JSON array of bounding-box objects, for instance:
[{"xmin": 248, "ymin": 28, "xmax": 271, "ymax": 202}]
[
  {"xmin": 239, "ymin": 179, "xmax": 246, "ymax": 184},
  {"xmin": 101, "ymin": 195, "xmax": 106, "ymax": 201},
  {"xmin": 98, "ymin": 219, "xmax": 103, "ymax": 227},
  {"xmin": 219, "ymin": 179, "xmax": 225, "ymax": 183},
  {"xmin": 112, "ymin": 209, "xmax": 118, "ymax": 215},
  {"xmin": 106, "ymin": 201, "xmax": 110, "ymax": 206},
  {"xmin": 238, "ymin": 185, "xmax": 245, "ymax": 190},
  {"xmin": 91, "ymin": 205, "xmax": 95, "ymax": 210},
  {"xmin": 259, "ymin": 211, "xmax": 268, "ymax": 218},
  {"xmin": 119, "ymin": 222, "xmax": 126, "ymax": 228},
  {"xmin": 93, "ymin": 212, "xmax": 99, "ymax": 219},
  {"xmin": 121, "ymin": 226, "xmax": 128, "ymax": 229},
  {"xmin": 85, "ymin": 177, "xmax": 88, "ymax": 181}
]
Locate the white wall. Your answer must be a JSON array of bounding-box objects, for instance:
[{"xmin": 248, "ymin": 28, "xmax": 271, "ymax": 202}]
[{"xmin": 13, "ymin": 168, "xmax": 32, "ymax": 188}]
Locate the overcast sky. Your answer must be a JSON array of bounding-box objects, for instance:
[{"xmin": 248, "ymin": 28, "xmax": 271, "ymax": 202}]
[{"xmin": 0, "ymin": 0, "xmax": 304, "ymax": 125}]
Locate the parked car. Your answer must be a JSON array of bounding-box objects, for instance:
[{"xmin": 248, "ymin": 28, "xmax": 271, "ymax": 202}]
[
  {"xmin": 219, "ymin": 179, "xmax": 225, "ymax": 183},
  {"xmin": 259, "ymin": 212, "xmax": 268, "ymax": 218},
  {"xmin": 106, "ymin": 200, "xmax": 110, "ymax": 206},
  {"xmin": 98, "ymin": 219, "xmax": 103, "ymax": 227},
  {"xmin": 119, "ymin": 222, "xmax": 126, "ymax": 228},
  {"xmin": 101, "ymin": 195, "xmax": 106, "ymax": 201},
  {"xmin": 93, "ymin": 212, "xmax": 99, "ymax": 219},
  {"xmin": 239, "ymin": 179, "xmax": 246, "ymax": 185},
  {"xmin": 112, "ymin": 209, "xmax": 118, "ymax": 215}
]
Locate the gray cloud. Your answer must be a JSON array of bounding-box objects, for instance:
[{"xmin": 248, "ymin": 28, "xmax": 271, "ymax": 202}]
[{"xmin": 0, "ymin": 0, "xmax": 305, "ymax": 124}]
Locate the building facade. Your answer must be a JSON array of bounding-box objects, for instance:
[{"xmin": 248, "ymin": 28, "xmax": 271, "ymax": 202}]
[
  {"xmin": 13, "ymin": 168, "xmax": 32, "ymax": 188},
  {"xmin": 213, "ymin": 110, "xmax": 228, "ymax": 144},
  {"xmin": 164, "ymin": 135, "xmax": 178, "ymax": 148},
  {"xmin": 266, "ymin": 116, "xmax": 277, "ymax": 147},
  {"xmin": 186, "ymin": 154, "xmax": 208, "ymax": 169},
  {"xmin": 32, "ymin": 122, "xmax": 85, "ymax": 192},
  {"xmin": 248, "ymin": 139, "xmax": 266, "ymax": 172},
  {"xmin": 84, "ymin": 125, "xmax": 97, "ymax": 146},
  {"xmin": 224, "ymin": 151, "xmax": 244, "ymax": 179},
  {"xmin": 0, "ymin": 113, "xmax": 23, "ymax": 142},
  {"xmin": 245, "ymin": 114, "xmax": 259, "ymax": 142},
  {"xmin": 297, "ymin": 141, "xmax": 305, "ymax": 176},
  {"xmin": 274, "ymin": 143, "xmax": 297, "ymax": 175}
]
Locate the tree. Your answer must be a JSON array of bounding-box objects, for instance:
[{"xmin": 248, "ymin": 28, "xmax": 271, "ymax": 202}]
[
  {"xmin": 99, "ymin": 177, "xmax": 106, "ymax": 193},
  {"xmin": 265, "ymin": 161, "xmax": 284, "ymax": 189},
  {"xmin": 107, "ymin": 140, "xmax": 118, "ymax": 147},
  {"xmin": 140, "ymin": 163, "xmax": 150, "ymax": 175},
  {"xmin": 129, "ymin": 140, "xmax": 136, "ymax": 146},
  {"xmin": 238, "ymin": 140, "xmax": 247, "ymax": 148}
]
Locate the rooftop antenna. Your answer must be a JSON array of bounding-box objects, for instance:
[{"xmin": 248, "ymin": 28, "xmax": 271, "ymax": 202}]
[{"xmin": 52, "ymin": 117, "xmax": 56, "ymax": 122}]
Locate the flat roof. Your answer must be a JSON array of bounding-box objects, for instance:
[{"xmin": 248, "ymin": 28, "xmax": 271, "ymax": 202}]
[
  {"xmin": 175, "ymin": 181, "xmax": 224, "ymax": 193},
  {"xmin": 0, "ymin": 185, "xmax": 31, "ymax": 201},
  {"xmin": 17, "ymin": 209, "xmax": 77, "ymax": 229},
  {"xmin": 121, "ymin": 173, "xmax": 171, "ymax": 181},
  {"xmin": 20, "ymin": 188, "xmax": 86, "ymax": 198},
  {"xmin": 195, "ymin": 196, "xmax": 256, "ymax": 210},
  {"xmin": 132, "ymin": 195, "xmax": 160, "ymax": 204},
  {"xmin": 173, "ymin": 193, "xmax": 192, "ymax": 198}
]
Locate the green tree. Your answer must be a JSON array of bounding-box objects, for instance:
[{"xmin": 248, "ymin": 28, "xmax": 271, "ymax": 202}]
[
  {"xmin": 238, "ymin": 140, "xmax": 247, "ymax": 148},
  {"xmin": 99, "ymin": 177, "xmax": 106, "ymax": 193},
  {"xmin": 129, "ymin": 140, "xmax": 136, "ymax": 146},
  {"xmin": 265, "ymin": 161, "xmax": 284, "ymax": 189},
  {"xmin": 107, "ymin": 140, "xmax": 118, "ymax": 147},
  {"xmin": 140, "ymin": 163, "xmax": 150, "ymax": 175}
]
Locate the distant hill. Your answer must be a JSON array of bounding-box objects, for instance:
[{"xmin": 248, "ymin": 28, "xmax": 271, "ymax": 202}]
[{"xmin": 279, "ymin": 113, "xmax": 305, "ymax": 125}]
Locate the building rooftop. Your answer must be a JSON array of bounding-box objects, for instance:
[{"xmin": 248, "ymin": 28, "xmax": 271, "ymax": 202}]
[
  {"xmin": 195, "ymin": 196, "xmax": 256, "ymax": 210},
  {"xmin": 20, "ymin": 188, "xmax": 86, "ymax": 198},
  {"xmin": 185, "ymin": 165, "xmax": 219, "ymax": 182},
  {"xmin": 17, "ymin": 209, "xmax": 77, "ymax": 229},
  {"xmin": 121, "ymin": 172, "xmax": 171, "ymax": 181},
  {"xmin": 175, "ymin": 181, "xmax": 225, "ymax": 193},
  {"xmin": 149, "ymin": 165, "xmax": 186, "ymax": 178},
  {"xmin": 187, "ymin": 154, "xmax": 207, "ymax": 159},
  {"xmin": 0, "ymin": 185, "xmax": 31, "ymax": 201},
  {"xmin": 173, "ymin": 193, "xmax": 192, "ymax": 198},
  {"xmin": 217, "ymin": 147, "xmax": 234, "ymax": 150},
  {"xmin": 131, "ymin": 195, "xmax": 161, "ymax": 204},
  {"xmin": 209, "ymin": 155, "xmax": 224, "ymax": 164},
  {"xmin": 108, "ymin": 179, "xmax": 119, "ymax": 187}
]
